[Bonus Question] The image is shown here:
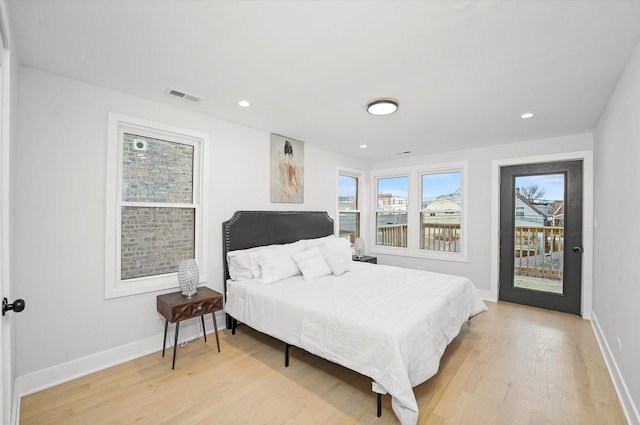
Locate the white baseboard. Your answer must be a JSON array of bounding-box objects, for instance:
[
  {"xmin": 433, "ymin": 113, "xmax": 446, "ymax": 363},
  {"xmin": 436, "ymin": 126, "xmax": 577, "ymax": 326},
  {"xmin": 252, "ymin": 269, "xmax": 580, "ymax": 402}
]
[
  {"xmin": 476, "ymin": 289, "xmax": 496, "ymax": 302},
  {"xmin": 591, "ymin": 312, "xmax": 639, "ymax": 425},
  {"xmin": 15, "ymin": 311, "xmax": 226, "ymax": 398}
]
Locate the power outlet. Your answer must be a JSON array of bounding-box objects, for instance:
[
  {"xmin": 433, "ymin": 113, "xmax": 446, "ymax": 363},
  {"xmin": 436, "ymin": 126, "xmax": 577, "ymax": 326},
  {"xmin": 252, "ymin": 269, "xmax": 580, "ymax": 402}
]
[{"xmin": 616, "ymin": 337, "xmax": 622, "ymax": 353}]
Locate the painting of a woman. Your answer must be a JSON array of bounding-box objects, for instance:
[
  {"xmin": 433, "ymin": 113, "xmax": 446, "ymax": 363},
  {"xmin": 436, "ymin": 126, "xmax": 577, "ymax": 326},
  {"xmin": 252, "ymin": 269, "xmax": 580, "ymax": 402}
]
[{"xmin": 270, "ymin": 134, "xmax": 304, "ymax": 203}]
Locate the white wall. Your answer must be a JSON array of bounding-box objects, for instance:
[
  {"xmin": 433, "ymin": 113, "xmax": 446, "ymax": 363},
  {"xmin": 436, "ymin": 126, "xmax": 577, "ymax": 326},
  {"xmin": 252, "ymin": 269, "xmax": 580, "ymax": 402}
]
[
  {"xmin": 593, "ymin": 39, "xmax": 640, "ymax": 424},
  {"xmin": 369, "ymin": 133, "xmax": 594, "ymax": 297},
  {"xmin": 13, "ymin": 68, "xmax": 367, "ymax": 385}
]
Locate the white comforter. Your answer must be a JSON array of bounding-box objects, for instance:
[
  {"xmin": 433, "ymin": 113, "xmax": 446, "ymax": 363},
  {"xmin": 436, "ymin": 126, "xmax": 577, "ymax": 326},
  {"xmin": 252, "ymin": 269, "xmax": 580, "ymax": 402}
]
[{"xmin": 224, "ymin": 262, "xmax": 487, "ymax": 424}]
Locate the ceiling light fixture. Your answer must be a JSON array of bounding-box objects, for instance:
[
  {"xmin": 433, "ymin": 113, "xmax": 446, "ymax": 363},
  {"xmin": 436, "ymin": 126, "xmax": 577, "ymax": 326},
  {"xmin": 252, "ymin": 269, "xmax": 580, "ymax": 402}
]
[
  {"xmin": 360, "ymin": 144, "xmax": 368, "ymax": 149},
  {"xmin": 238, "ymin": 100, "xmax": 251, "ymax": 108},
  {"xmin": 367, "ymin": 97, "xmax": 398, "ymax": 115},
  {"xmin": 521, "ymin": 112, "xmax": 534, "ymax": 119}
]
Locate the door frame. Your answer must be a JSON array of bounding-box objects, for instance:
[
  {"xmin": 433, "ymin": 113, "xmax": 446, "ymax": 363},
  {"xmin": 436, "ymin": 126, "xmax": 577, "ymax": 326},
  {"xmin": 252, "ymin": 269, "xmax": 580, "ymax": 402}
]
[
  {"xmin": 0, "ymin": 3, "xmax": 15, "ymax": 422},
  {"xmin": 490, "ymin": 150, "xmax": 593, "ymax": 318}
]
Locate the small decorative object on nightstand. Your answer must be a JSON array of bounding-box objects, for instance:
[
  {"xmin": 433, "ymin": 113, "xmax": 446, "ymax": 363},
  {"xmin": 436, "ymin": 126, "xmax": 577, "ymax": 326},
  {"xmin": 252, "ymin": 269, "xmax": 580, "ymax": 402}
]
[
  {"xmin": 354, "ymin": 237, "xmax": 365, "ymax": 258},
  {"xmin": 352, "ymin": 255, "xmax": 377, "ymax": 264},
  {"xmin": 178, "ymin": 259, "xmax": 199, "ymax": 297}
]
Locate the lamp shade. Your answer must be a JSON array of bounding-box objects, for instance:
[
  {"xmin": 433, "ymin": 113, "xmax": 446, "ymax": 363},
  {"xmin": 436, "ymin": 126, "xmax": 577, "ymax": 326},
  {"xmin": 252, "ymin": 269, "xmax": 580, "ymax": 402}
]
[{"xmin": 354, "ymin": 237, "xmax": 365, "ymax": 257}]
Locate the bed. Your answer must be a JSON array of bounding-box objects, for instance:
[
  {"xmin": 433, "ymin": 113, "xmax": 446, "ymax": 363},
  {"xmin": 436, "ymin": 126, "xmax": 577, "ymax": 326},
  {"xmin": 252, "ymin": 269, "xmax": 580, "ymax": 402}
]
[{"xmin": 222, "ymin": 211, "xmax": 487, "ymax": 425}]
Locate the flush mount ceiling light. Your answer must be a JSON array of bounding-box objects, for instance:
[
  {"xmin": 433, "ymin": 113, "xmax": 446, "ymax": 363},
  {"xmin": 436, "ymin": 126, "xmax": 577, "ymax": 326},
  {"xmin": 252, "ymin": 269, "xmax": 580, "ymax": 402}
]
[
  {"xmin": 521, "ymin": 112, "xmax": 535, "ymax": 119},
  {"xmin": 238, "ymin": 100, "xmax": 251, "ymax": 108},
  {"xmin": 367, "ymin": 97, "xmax": 398, "ymax": 115}
]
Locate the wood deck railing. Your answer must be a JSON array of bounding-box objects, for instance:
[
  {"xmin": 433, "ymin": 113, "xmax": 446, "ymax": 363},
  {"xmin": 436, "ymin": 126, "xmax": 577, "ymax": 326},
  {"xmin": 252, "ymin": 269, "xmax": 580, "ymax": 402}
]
[
  {"xmin": 376, "ymin": 223, "xmax": 461, "ymax": 252},
  {"xmin": 375, "ymin": 223, "xmax": 565, "ymax": 276},
  {"xmin": 422, "ymin": 223, "xmax": 461, "ymax": 252},
  {"xmin": 377, "ymin": 224, "xmax": 408, "ymax": 247},
  {"xmin": 514, "ymin": 225, "xmax": 564, "ymax": 279}
]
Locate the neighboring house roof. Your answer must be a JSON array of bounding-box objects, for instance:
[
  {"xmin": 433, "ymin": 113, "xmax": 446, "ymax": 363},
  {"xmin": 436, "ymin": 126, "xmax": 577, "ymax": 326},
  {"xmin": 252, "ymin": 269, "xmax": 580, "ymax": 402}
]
[
  {"xmin": 553, "ymin": 203, "xmax": 564, "ymax": 217},
  {"xmin": 515, "ymin": 193, "xmax": 547, "ymax": 227},
  {"xmin": 516, "ymin": 193, "xmax": 548, "ymax": 218},
  {"xmin": 425, "ymin": 195, "xmax": 460, "ymax": 212}
]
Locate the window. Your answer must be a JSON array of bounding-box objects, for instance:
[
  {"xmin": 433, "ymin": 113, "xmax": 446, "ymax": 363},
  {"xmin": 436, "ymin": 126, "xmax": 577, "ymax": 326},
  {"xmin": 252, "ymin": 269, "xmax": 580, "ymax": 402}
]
[
  {"xmin": 338, "ymin": 173, "xmax": 360, "ymax": 243},
  {"xmin": 376, "ymin": 176, "xmax": 408, "ymax": 248},
  {"xmin": 515, "ymin": 206, "xmax": 525, "ymax": 217},
  {"xmin": 106, "ymin": 114, "xmax": 209, "ymax": 298},
  {"xmin": 420, "ymin": 171, "xmax": 461, "ymax": 253},
  {"xmin": 371, "ymin": 162, "xmax": 467, "ymax": 261}
]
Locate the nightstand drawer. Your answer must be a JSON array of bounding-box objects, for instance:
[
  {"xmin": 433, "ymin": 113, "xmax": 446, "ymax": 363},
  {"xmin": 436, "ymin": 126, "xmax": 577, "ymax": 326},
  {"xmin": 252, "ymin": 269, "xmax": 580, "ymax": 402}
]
[
  {"xmin": 169, "ymin": 297, "xmax": 223, "ymax": 322},
  {"xmin": 157, "ymin": 287, "xmax": 223, "ymax": 323}
]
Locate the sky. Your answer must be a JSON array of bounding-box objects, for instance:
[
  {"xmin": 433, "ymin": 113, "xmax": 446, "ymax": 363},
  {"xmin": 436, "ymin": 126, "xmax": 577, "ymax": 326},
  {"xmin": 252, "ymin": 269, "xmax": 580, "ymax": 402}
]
[
  {"xmin": 340, "ymin": 173, "xmax": 462, "ymax": 199},
  {"xmin": 515, "ymin": 174, "xmax": 565, "ymax": 201},
  {"xmin": 375, "ymin": 173, "xmax": 460, "ymax": 200},
  {"xmin": 340, "ymin": 172, "xmax": 565, "ymax": 201}
]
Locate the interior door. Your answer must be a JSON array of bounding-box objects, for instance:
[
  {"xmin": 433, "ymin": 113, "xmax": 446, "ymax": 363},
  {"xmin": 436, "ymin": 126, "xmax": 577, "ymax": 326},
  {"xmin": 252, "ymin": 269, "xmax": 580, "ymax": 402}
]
[{"xmin": 499, "ymin": 160, "xmax": 583, "ymax": 315}]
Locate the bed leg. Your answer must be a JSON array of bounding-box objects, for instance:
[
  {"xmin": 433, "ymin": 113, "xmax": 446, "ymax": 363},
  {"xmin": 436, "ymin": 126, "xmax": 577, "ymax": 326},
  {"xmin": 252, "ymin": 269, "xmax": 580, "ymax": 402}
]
[
  {"xmin": 285, "ymin": 343, "xmax": 291, "ymax": 367},
  {"xmin": 377, "ymin": 393, "xmax": 382, "ymax": 417},
  {"xmin": 231, "ymin": 318, "xmax": 237, "ymax": 335},
  {"xmin": 225, "ymin": 313, "xmax": 234, "ymax": 333}
]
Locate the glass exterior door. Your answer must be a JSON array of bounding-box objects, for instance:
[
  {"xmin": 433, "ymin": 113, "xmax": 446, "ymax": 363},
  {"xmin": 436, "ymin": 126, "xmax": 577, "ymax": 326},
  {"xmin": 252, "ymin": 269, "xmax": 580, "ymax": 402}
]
[{"xmin": 499, "ymin": 161, "xmax": 583, "ymax": 315}]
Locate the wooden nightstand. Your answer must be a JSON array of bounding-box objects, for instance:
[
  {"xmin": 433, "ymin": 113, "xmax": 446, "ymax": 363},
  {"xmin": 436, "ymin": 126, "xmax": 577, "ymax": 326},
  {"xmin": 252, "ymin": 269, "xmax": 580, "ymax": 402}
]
[
  {"xmin": 157, "ymin": 287, "xmax": 223, "ymax": 369},
  {"xmin": 352, "ymin": 255, "xmax": 377, "ymax": 264}
]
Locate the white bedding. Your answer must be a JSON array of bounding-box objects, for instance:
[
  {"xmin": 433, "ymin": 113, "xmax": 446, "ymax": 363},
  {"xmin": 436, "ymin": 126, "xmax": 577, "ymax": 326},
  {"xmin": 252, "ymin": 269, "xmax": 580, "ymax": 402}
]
[{"xmin": 224, "ymin": 262, "xmax": 487, "ymax": 425}]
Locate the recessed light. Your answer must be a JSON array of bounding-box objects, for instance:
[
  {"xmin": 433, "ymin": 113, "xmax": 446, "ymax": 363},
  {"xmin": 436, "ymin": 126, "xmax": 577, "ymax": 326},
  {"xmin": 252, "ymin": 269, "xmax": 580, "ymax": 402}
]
[
  {"xmin": 360, "ymin": 144, "xmax": 368, "ymax": 149},
  {"xmin": 367, "ymin": 97, "xmax": 398, "ymax": 115},
  {"xmin": 238, "ymin": 100, "xmax": 251, "ymax": 108},
  {"xmin": 521, "ymin": 112, "xmax": 534, "ymax": 119}
]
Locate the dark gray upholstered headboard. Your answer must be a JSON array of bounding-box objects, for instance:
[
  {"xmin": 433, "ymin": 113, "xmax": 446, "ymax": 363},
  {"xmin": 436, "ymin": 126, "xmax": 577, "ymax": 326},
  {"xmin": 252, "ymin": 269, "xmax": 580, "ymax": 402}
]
[{"xmin": 222, "ymin": 210, "xmax": 334, "ymax": 295}]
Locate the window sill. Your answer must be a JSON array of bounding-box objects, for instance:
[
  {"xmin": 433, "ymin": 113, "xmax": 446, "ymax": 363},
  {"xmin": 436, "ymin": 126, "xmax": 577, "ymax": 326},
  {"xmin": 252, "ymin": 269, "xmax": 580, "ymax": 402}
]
[
  {"xmin": 370, "ymin": 247, "xmax": 468, "ymax": 263},
  {"xmin": 105, "ymin": 273, "xmax": 206, "ymax": 299}
]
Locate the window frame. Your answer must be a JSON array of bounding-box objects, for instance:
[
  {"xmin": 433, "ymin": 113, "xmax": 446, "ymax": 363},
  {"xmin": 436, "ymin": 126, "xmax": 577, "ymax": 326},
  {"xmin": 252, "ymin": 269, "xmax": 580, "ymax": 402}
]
[
  {"xmin": 418, "ymin": 165, "xmax": 467, "ymax": 261},
  {"xmin": 372, "ymin": 171, "xmax": 411, "ymax": 254},
  {"xmin": 336, "ymin": 167, "xmax": 364, "ymax": 244},
  {"xmin": 105, "ymin": 113, "xmax": 209, "ymax": 298},
  {"xmin": 370, "ymin": 161, "xmax": 468, "ymax": 262}
]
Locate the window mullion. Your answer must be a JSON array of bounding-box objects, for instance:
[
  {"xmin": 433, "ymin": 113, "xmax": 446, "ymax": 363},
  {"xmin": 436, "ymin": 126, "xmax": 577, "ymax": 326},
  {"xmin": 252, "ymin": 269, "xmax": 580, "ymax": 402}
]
[{"xmin": 120, "ymin": 201, "xmax": 198, "ymax": 209}]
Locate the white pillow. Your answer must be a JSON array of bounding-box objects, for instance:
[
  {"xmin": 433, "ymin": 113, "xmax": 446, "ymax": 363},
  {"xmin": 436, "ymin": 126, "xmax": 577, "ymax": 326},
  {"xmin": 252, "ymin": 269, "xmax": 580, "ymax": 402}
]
[
  {"xmin": 291, "ymin": 247, "xmax": 332, "ymax": 280},
  {"xmin": 323, "ymin": 254, "xmax": 348, "ymax": 276},
  {"xmin": 319, "ymin": 238, "xmax": 353, "ymax": 276},
  {"xmin": 301, "ymin": 235, "xmax": 336, "ymax": 249},
  {"xmin": 250, "ymin": 242, "xmax": 304, "ymax": 284},
  {"xmin": 320, "ymin": 237, "xmax": 353, "ymax": 262},
  {"xmin": 227, "ymin": 245, "xmax": 275, "ymax": 280}
]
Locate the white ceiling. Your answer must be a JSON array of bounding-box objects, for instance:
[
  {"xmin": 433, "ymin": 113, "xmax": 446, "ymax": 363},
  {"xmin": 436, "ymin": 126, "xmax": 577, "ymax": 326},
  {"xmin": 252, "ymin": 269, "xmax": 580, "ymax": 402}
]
[{"xmin": 8, "ymin": 0, "xmax": 640, "ymax": 162}]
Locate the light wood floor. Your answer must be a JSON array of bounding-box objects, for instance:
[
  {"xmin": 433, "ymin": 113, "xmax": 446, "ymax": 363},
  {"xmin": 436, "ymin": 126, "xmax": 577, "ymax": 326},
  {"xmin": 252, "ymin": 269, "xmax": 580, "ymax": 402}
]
[{"xmin": 20, "ymin": 301, "xmax": 626, "ymax": 425}]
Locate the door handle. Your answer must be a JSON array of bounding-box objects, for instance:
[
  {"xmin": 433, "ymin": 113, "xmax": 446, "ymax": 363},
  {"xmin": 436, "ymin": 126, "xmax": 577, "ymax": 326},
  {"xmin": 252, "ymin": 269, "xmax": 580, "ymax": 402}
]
[
  {"xmin": 572, "ymin": 246, "xmax": 583, "ymax": 253},
  {"xmin": 2, "ymin": 298, "xmax": 25, "ymax": 316}
]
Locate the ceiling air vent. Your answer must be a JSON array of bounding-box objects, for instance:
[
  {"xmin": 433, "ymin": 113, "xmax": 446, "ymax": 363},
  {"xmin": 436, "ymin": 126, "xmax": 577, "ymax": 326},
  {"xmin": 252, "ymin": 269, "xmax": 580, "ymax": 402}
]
[{"xmin": 166, "ymin": 89, "xmax": 202, "ymax": 103}]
